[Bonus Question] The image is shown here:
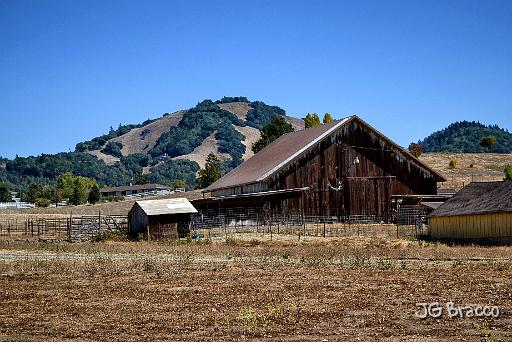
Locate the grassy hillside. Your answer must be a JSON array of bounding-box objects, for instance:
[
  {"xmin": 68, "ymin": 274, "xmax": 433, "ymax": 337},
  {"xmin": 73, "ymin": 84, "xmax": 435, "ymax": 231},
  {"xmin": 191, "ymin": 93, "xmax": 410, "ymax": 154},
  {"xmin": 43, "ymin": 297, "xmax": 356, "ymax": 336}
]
[
  {"xmin": 419, "ymin": 152, "xmax": 512, "ymax": 190},
  {"xmin": 417, "ymin": 121, "xmax": 512, "ymax": 153}
]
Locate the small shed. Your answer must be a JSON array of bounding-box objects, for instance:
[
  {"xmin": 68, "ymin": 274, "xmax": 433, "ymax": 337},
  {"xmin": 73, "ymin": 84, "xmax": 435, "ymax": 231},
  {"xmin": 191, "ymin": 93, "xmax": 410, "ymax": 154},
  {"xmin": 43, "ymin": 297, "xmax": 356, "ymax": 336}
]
[
  {"xmin": 128, "ymin": 198, "xmax": 198, "ymax": 239},
  {"xmin": 429, "ymin": 181, "xmax": 512, "ymax": 242}
]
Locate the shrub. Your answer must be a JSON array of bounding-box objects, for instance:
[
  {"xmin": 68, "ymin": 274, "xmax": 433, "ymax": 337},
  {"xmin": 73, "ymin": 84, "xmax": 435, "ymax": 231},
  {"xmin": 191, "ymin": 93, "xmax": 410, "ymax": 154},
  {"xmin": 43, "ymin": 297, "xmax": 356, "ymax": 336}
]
[
  {"xmin": 449, "ymin": 159, "xmax": 458, "ymax": 169},
  {"xmin": 504, "ymin": 165, "xmax": 512, "ymax": 181}
]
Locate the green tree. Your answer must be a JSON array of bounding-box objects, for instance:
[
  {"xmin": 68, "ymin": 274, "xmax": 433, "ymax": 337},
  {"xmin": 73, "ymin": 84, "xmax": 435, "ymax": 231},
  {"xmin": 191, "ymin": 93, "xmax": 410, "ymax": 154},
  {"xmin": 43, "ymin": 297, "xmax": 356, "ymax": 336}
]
[
  {"xmin": 304, "ymin": 113, "xmax": 321, "ymax": 128},
  {"xmin": 504, "ymin": 165, "xmax": 512, "ymax": 181},
  {"xmin": 56, "ymin": 172, "xmax": 76, "ymax": 200},
  {"xmin": 195, "ymin": 153, "xmax": 221, "ymax": 189},
  {"xmin": 252, "ymin": 116, "xmax": 294, "ymax": 153},
  {"xmin": 133, "ymin": 173, "xmax": 148, "ymax": 185},
  {"xmin": 312, "ymin": 113, "xmax": 321, "ymax": 126},
  {"xmin": 323, "ymin": 113, "xmax": 334, "ymax": 124},
  {"xmin": 0, "ymin": 182, "xmax": 12, "ymax": 202},
  {"xmin": 172, "ymin": 179, "xmax": 187, "ymax": 189},
  {"xmin": 479, "ymin": 135, "xmax": 497, "ymax": 150},
  {"xmin": 26, "ymin": 183, "xmax": 44, "ymax": 203},
  {"xmin": 88, "ymin": 184, "xmax": 101, "ymax": 204}
]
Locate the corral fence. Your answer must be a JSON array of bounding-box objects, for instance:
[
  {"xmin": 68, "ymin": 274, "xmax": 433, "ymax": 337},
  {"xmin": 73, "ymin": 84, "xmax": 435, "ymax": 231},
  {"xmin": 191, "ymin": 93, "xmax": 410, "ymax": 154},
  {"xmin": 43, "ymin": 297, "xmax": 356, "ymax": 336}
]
[
  {"xmin": 191, "ymin": 207, "xmax": 430, "ymax": 240},
  {"xmin": 0, "ymin": 215, "xmax": 128, "ymax": 242}
]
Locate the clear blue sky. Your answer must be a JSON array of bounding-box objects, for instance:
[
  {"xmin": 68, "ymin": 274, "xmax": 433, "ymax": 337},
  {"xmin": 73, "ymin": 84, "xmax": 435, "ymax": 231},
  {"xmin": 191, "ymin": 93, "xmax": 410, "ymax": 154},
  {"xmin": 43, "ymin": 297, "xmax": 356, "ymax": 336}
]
[{"xmin": 1, "ymin": 0, "xmax": 511, "ymax": 159}]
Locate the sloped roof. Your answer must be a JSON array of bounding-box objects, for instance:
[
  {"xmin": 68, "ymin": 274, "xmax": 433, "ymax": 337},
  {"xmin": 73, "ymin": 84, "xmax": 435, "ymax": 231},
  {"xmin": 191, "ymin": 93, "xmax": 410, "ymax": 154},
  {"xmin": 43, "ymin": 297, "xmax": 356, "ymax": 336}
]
[
  {"xmin": 205, "ymin": 115, "xmax": 445, "ymax": 192},
  {"xmin": 134, "ymin": 198, "xmax": 197, "ymax": 216},
  {"xmin": 205, "ymin": 118, "xmax": 350, "ymax": 191},
  {"xmin": 429, "ymin": 181, "xmax": 512, "ymax": 217}
]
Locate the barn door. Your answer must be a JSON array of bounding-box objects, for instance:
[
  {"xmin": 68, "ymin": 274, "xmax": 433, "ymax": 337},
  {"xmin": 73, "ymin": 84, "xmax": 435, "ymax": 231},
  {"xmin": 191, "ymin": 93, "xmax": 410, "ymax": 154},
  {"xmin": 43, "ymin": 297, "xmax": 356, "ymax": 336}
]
[{"xmin": 345, "ymin": 177, "xmax": 391, "ymax": 221}]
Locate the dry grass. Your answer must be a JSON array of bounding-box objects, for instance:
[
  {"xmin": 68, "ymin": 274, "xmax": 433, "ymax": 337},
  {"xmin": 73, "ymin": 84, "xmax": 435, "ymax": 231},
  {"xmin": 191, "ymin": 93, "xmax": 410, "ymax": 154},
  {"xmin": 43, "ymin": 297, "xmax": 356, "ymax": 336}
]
[
  {"xmin": 217, "ymin": 102, "xmax": 252, "ymax": 120},
  {"xmin": 420, "ymin": 152, "xmax": 512, "ymax": 190},
  {"xmin": 1, "ymin": 237, "xmax": 512, "ymax": 341},
  {"xmin": 112, "ymin": 111, "xmax": 184, "ymax": 156}
]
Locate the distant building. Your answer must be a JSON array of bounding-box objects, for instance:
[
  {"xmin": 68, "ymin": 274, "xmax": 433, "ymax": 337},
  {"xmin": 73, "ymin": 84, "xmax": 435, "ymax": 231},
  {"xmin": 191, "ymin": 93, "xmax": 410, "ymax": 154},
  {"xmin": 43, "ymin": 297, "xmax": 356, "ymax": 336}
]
[
  {"xmin": 429, "ymin": 181, "xmax": 512, "ymax": 242},
  {"xmin": 128, "ymin": 198, "xmax": 197, "ymax": 239},
  {"xmin": 100, "ymin": 184, "xmax": 170, "ymax": 198}
]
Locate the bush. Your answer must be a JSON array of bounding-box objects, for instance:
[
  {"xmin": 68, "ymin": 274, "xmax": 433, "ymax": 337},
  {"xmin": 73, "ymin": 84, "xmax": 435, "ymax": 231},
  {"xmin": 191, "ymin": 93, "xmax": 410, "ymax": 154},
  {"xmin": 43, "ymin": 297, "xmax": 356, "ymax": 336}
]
[
  {"xmin": 504, "ymin": 165, "xmax": 512, "ymax": 181},
  {"xmin": 449, "ymin": 159, "xmax": 458, "ymax": 169}
]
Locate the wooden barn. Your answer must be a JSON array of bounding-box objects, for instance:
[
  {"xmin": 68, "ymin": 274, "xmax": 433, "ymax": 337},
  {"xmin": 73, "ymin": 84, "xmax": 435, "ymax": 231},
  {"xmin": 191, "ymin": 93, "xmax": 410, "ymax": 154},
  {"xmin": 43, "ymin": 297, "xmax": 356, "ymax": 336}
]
[
  {"xmin": 429, "ymin": 181, "xmax": 512, "ymax": 242},
  {"xmin": 195, "ymin": 115, "xmax": 445, "ymax": 222},
  {"xmin": 128, "ymin": 198, "xmax": 197, "ymax": 239}
]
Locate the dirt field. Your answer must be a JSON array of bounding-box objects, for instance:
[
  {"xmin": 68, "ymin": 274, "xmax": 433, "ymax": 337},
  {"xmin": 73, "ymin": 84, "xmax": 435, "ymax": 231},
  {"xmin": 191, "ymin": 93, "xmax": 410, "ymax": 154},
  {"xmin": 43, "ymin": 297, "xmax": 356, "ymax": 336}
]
[{"xmin": 1, "ymin": 236, "xmax": 511, "ymax": 341}]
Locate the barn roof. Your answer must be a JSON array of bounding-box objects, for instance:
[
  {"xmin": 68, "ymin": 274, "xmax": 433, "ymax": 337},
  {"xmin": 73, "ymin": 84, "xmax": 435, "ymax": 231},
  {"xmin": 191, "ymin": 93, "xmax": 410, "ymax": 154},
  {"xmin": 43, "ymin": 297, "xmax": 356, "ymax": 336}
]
[
  {"xmin": 205, "ymin": 115, "xmax": 445, "ymax": 192},
  {"xmin": 429, "ymin": 181, "xmax": 512, "ymax": 217},
  {"xmin": 133, "ymin": 198, "xmax": 198, "ymax": 216}
]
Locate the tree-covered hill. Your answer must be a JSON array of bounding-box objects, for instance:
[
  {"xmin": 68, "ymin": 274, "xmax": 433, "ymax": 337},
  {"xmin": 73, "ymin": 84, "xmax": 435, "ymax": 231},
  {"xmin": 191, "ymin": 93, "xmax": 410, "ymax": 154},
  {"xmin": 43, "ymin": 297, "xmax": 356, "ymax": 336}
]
[
  {"xmin": 417, "ymin": 121, "xmax": 512, "ymax": 153},
  {"xmin": 0, "ymin": 97, "xmax": 297, "ymax": 192}
]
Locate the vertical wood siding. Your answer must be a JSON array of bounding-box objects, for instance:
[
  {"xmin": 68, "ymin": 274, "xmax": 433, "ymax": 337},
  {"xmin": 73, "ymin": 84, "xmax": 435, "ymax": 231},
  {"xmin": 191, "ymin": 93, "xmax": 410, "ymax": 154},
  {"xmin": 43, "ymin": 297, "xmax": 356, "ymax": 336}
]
[{"xmin": 431, "ymin": 213, "xmax": 512, "ymax": 241}]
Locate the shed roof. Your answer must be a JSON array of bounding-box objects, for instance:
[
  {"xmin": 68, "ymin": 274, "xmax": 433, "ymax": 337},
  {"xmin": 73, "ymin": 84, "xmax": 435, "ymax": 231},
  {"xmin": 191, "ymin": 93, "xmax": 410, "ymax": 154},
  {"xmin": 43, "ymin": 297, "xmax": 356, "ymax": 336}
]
[
  {"xmin": 101, "ymin": 183, "xmax": 169, "ymax": 193},
  {"xmin": 429, "ymin": 181, "xmax": 512, "ymax": 217},
  {"xmin": 133, "ymin": 198, "xmax": 198, "ymax": 216},
  {"xmin": 205, "ymin": 115, "xmax": 445, "ymax": 192}
]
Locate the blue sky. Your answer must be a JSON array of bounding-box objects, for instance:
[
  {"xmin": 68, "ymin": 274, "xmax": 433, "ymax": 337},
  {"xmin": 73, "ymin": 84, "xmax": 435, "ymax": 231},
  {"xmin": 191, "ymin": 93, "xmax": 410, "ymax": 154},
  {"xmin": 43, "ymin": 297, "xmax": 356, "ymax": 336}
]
[{"xmin": 1, "ymin": 0, "xmax": 511, "ymax": 158}]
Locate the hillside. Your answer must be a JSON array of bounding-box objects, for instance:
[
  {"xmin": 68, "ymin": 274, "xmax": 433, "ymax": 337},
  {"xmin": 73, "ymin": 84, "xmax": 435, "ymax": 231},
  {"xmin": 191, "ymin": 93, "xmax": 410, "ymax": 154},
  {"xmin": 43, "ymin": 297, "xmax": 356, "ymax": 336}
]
[
  {"xmin": 417, "ymin": 121, "xmax": 512, "ymax": 153},
  {"xmin": 419, "ymin": 152, "xmax": 512, "ymax": 190},
  {"xmin": 0, "ymin": 97, "xmax": 304, "ymax": 191}
]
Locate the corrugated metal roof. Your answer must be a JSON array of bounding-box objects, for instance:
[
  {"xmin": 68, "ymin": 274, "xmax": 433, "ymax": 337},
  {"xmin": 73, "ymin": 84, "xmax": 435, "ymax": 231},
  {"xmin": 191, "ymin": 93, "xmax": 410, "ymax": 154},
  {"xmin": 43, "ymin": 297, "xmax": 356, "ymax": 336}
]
[
  {"xmin": 135, "ymin": 198, "xmax": 198, "ymax": 216},
  {"xmin": 205, "ymin": 118, "xmax": 350, "ymax": 191},
  {"xmin": 205, "ymin": 115, "xmax": 445, "ymax": 192},
  {"xmin": 101, "ymin": 183, "xmax": 170, "ymax": 193},
  {"xmin": 429, "ymin": 181, "xmax": 512, "ymax": 217}
]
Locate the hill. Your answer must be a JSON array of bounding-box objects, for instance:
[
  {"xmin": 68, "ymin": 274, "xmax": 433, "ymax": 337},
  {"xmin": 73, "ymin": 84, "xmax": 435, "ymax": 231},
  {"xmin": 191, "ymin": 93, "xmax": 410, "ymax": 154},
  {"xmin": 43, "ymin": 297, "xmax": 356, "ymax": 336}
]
[
  {"xmin": 417, "ymin": 121, "xmax": 512, "ymax": 153},
  {"xmin": 419, "ymin": 152, "xmax": 512, "ymax": 190},
  {"xmin": 0, "ymin": 97, "xmax": 304, "ymax": 191}
]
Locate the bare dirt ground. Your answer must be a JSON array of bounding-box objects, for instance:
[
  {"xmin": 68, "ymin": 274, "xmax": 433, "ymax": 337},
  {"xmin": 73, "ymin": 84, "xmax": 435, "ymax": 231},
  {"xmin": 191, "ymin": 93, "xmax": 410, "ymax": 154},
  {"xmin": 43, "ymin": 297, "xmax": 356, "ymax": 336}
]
[
  {"xmin": 218, "ymin": 102, "xmax": 252, "ymax": 120},
  {"xmin": 0, "ymin": 236, "xmax": 511, "ymax": 341},
  {"xmin": 419, "ymin": 153, "xmax": 512, "ymax": 190},
  {"xmin": 86, "ymin": 150, "xmax": 120, "ymax": 166},
  {"xmin": 234, "ymin": 125, "xmax": 261, "ymax": 161},
  {"xmin": 112, "ymin": 111, "xmax": 185, "ymax": 156}
]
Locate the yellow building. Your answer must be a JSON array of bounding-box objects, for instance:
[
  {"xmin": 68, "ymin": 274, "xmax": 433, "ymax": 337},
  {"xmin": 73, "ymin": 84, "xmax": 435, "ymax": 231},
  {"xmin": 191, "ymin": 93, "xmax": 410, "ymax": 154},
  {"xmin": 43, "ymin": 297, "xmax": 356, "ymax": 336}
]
[{"xmin": 429, "ymin": 181, "xmax": 512, "ymax": 242}]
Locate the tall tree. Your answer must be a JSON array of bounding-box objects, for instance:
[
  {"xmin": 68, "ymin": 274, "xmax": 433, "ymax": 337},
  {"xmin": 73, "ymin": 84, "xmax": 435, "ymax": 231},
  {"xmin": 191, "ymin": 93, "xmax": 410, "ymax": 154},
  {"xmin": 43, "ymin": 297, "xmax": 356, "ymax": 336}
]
[
  {"xmin": 0, "ymin": 182, "xmax": 12, "ymax": 202},
  {"xmin": 195, "ymin": 153, "xmax": 221, "ymax": 189},
  {"xmin": 311, "ymin": 113, "xmax": 321, "ymax": 127},
  {"xmin": 252, "ymin": 116, "xmax": 294, "ymax": 153},
  {"xmin": 88, "ymin": 184, "xmax": 101, "ymax": 204},
  {"xmin": 304, "ymin": 113, "xmax": 314, "ymax": 128},
  {"xmin": 323, "ymin": 113, "xmax": 334, "ymax": 124}
]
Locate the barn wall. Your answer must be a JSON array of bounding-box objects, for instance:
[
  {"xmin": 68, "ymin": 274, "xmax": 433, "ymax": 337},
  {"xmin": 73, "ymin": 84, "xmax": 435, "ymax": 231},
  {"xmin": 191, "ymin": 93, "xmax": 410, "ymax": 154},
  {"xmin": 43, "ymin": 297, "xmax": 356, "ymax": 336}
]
[
  {"xmin": 148, "ymin": 214, "xmax": 192, "ymax": 240},
  {"xmin": 265, "ymin": 119, "xmax": 439, "ymax": 217},
  {"xmin": 128, "ymin": 204, "xmax": 149, "ymax": 236},
  {"xmin": 431, "ymin": 213, "xmax": 512, "ymax": 241}
]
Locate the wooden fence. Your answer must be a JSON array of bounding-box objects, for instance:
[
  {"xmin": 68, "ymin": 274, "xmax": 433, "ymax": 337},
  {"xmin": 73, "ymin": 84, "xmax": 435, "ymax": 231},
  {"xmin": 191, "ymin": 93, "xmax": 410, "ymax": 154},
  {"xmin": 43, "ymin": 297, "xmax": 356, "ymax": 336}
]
[{"xmin": 0, "ymin": 215, "xmax": 128, "ymax": 242}]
